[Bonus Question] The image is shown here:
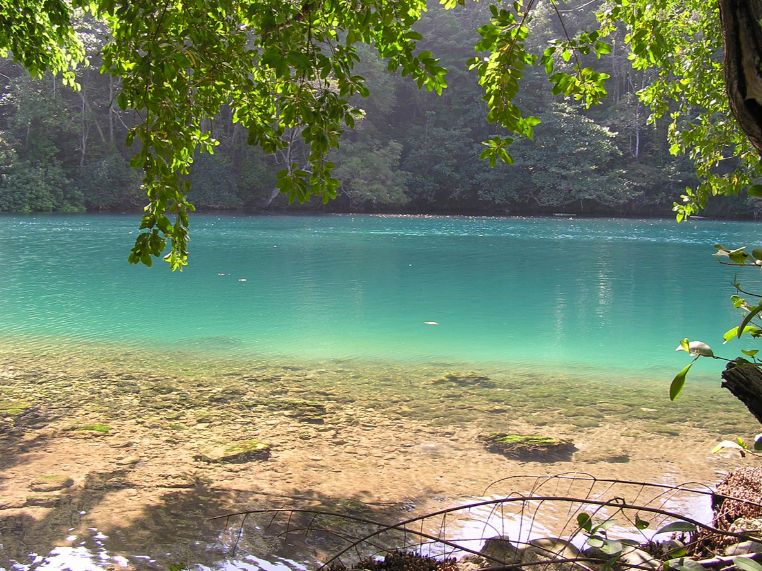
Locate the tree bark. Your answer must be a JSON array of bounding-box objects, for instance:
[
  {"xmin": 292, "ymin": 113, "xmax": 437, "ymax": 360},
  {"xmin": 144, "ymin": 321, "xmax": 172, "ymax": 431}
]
[
  {"xmin": 721, "ymin": 359, "xmax": 762, "ymax": 425},
  {"xmin": 720, "ymin": 0, "xmax": 762, "ymax": 156}
]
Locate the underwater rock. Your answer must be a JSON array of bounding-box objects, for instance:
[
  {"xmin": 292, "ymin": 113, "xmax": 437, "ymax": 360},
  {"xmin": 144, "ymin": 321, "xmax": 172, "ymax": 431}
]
[
  {"xmin": 195, "ymin": 439, "xmax": 271, "ymax": 463},
  {"xmin": 30, "ymin": 474, "xmax": 74, "ymax": 492},
  {"xmin": 270, "ymin": 399, "xmax": 327, "ymax": 424},
  {"xmin": 479, "ymin": 433, "xmax": 576, "ymax": 461},
  {"xmin": 24, "ymin": 495, "xmax": 62, "ymax": 508},
  {"xmin": 432, "ymin": 372, "xmax": 496, "ymax": 389}
]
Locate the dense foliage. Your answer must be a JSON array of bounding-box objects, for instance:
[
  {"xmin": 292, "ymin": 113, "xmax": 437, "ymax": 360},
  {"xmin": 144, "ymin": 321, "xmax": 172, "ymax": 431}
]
[{"xmin": 0, "ymin": 0, "xmax": 759, "ymax": 266}]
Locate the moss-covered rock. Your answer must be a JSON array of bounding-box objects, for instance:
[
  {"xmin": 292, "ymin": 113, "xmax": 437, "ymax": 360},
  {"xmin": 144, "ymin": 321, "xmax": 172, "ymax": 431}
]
[
  {"xmin": 479, "ymin": 433, "xmax": 576, "ymax": 461},
  {"xmin": 195, "ymin": 439, "xmax": 271, "ymax": 463},
  {"xmin": 0, "ymin": 400, "xmax": 32, "ymax": 416},
  {"xmin": 74, "ymin": 423, "xmax": 111, "ymax": 434}
]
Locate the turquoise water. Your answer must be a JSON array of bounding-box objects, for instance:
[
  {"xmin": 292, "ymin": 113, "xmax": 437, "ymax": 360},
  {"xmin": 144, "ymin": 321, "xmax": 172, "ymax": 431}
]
[{"xmin": 1, "ymin": 214, "xmax": 760, "ymax": 377}]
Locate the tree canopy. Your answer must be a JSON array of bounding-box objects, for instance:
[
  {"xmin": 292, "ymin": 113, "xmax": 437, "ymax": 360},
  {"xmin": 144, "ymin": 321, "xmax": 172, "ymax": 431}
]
[{"xmin": 2, "ymin": 0, "xmax": 760, "ymax": 267}]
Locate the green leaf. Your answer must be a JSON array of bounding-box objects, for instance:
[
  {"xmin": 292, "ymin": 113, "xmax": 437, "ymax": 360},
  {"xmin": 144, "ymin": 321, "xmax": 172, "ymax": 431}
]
[
  {"xmin": 728, "ymin": 248, "xmax": 749, "ymax": 264},
  {"xmin": 670, "ymin": 363, "xmax": 692, "ymax": 401},
  {"xmin": 711, "ymin": 440, "xmax": 747, "ymax": 456},
  {"xmin": 739, "ymin": 304, "xmax": 762, "ymax": 338},
  {"xmin": 635, "ymin": 514, "xmax": 650, "ymax": 530},
  {"xmin": 600, "ymin": 539, "xmax": 623, "ymax": 556},
  {"xmin": 577, "ymin": 512, "xmax": 592, "ymax": 532},
  {"xmin": 747, "ymin": 185, "xmax": 762, "ymax": 198},
  {"xmin": 655, "ymin": 522, "xmax": 696, "ymax": 535},
  {"xmin": 665, "ymin": 558, "xmax": 707, "ymax": 571},
  {"xmin": 724, "ymin": 326, "xmax": 762, "ymax": 341},
  {"xmin": 587, "ymin": 536, "xmax": 604, "ymax": 548},
  {"xmin": 742, "ymin": 350, "xmax": 759, "ymax": 358},
  {"xmin": 734, "ymin": 557, "xmax": 762, "ymax": 571}
]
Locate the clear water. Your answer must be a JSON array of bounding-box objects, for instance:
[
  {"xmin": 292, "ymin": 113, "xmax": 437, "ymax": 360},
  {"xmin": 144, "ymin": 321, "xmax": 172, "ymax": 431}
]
[
  {"xmin": 2, "ymin": 213, "xmax": 761, "ymax": 571},
  {"xmin": 1, "ymin": 213, "xmax": 760, "ymax": 378}
]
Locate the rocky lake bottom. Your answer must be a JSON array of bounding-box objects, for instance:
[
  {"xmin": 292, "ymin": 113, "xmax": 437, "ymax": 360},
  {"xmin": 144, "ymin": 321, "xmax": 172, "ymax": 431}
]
[{"xmin": 0, "ymin": 338, "xmax": 754, "ymax": 570}]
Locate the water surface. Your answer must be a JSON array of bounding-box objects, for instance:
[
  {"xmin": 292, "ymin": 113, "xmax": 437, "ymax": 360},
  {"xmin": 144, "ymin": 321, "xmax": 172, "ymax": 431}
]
[
  {"xmin": 1, "ymin": 214, "xmax": 759, "ymax": 377},
  {"xmin": 1, "ymin": 214, "xmax": 761, "ymax": 570}
]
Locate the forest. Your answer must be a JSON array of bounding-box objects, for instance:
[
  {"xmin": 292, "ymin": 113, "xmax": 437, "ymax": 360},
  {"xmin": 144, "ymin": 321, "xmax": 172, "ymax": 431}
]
[{"xmin": 0, "ymin": 0, "xmax": 753, "ymax": 218}]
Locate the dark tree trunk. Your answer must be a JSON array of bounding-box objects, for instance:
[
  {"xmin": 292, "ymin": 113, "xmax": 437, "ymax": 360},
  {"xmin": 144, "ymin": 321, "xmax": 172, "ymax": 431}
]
[
  {"xmin": 721, "ymin": 359, "xmax": 762, "ymax": 424},
  {"xmin": 720, "ymin": 0, "xmax": 762, "ymax": 156},
  {"xmin": 717, "ymin": 2, "xmax": 762, "ymax": 424}
]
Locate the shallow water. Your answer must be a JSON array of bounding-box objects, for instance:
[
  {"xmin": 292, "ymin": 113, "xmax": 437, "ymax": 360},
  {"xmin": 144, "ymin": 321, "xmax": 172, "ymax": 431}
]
[{"xmin": 0, "ymin": 214, "xmax": 761, "ymax": 569}]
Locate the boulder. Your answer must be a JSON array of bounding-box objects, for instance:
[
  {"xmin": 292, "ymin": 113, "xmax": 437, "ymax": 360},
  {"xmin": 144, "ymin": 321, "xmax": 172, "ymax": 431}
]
[
  {"xmin": 479, "ymin": 433, "xmax": 576, "ymax": 461},
  {"xmin": 480, "ymin": 536, "xmax": 521, "ymax": 564},
  {"xmin": 523, "ymin": 537, "xmax": 590, "ymax": 571}
]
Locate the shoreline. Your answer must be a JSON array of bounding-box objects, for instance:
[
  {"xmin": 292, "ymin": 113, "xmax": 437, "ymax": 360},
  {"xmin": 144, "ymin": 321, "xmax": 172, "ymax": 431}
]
[{"xmin": 0, "ymin": 340, "xmax": 753, "ymax": 569}]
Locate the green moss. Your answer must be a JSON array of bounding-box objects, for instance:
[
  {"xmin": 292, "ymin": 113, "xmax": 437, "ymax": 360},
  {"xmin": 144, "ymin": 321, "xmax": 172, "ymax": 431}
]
[
  {"xmin": 76, "ymin": 423, "xmax": 111, "ymax": 434},
  {"xmin": 0, "ymin": 401, "xmax": 32, "ymax": 416},
  {"xmin": 480, "ymin": 433, "xmax": 576, "ymax": 462},
  {"xmin": 196, "ymin": 439, "xmax": 272, "ymax": 464}
]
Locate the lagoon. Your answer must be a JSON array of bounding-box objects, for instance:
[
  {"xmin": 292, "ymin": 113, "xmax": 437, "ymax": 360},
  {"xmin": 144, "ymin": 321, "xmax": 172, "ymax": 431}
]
[
  {"xmin": 2, "ymin": 214, "xmax": 760, "ymax": 375},
  {"xmin": 0, "ymin": 214, "xmax": 761, "ymax": 570}
]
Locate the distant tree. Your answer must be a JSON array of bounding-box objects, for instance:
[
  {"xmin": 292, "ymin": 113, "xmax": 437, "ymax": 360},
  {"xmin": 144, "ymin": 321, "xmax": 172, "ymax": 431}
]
[{"xmin": 1, "ymin": 0, "xmax": 761, "ymax": 266}]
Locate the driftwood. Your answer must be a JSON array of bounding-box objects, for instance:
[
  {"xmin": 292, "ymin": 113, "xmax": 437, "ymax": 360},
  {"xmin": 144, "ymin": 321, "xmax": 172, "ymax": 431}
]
[{"xmin": 722, "ymin": 359, "xmax": 762, "ymax": 425}]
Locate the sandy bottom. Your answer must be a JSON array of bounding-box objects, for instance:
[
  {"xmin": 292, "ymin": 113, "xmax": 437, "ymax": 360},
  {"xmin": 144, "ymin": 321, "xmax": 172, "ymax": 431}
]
[{"xmin": 0, "ymin": 339, "xmax": 754, "ymax": 570}]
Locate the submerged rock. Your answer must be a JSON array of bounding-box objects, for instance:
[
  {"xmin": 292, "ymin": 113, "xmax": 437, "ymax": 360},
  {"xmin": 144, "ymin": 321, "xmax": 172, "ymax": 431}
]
[
  {"xmin": 30, "ymin": 474, "xmax": 74, "ymax": 492},
  {"xmin": 479, "ymin": 433, "xmax": 576, "ymax": 461},
  {"xmin": 431, "ymin": 372, "xmax": 496, "ymax": 389},
  {"xmin": 195, "ymin": 439, "xmax": 271, "ymax": 463},
  {"xmin": 269, "ymin": 399, "xmax": 327, "ymax": 424}
]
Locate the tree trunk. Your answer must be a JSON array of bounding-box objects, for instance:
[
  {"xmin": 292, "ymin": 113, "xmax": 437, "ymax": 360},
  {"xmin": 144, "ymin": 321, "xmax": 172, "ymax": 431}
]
[
  {"xmin": 720, "ymin": 0, "xmax": 762, "ymax": 156},
  {"xmin": 721, "ymin": 359, "xmax": 762, "ymax": 425}
]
